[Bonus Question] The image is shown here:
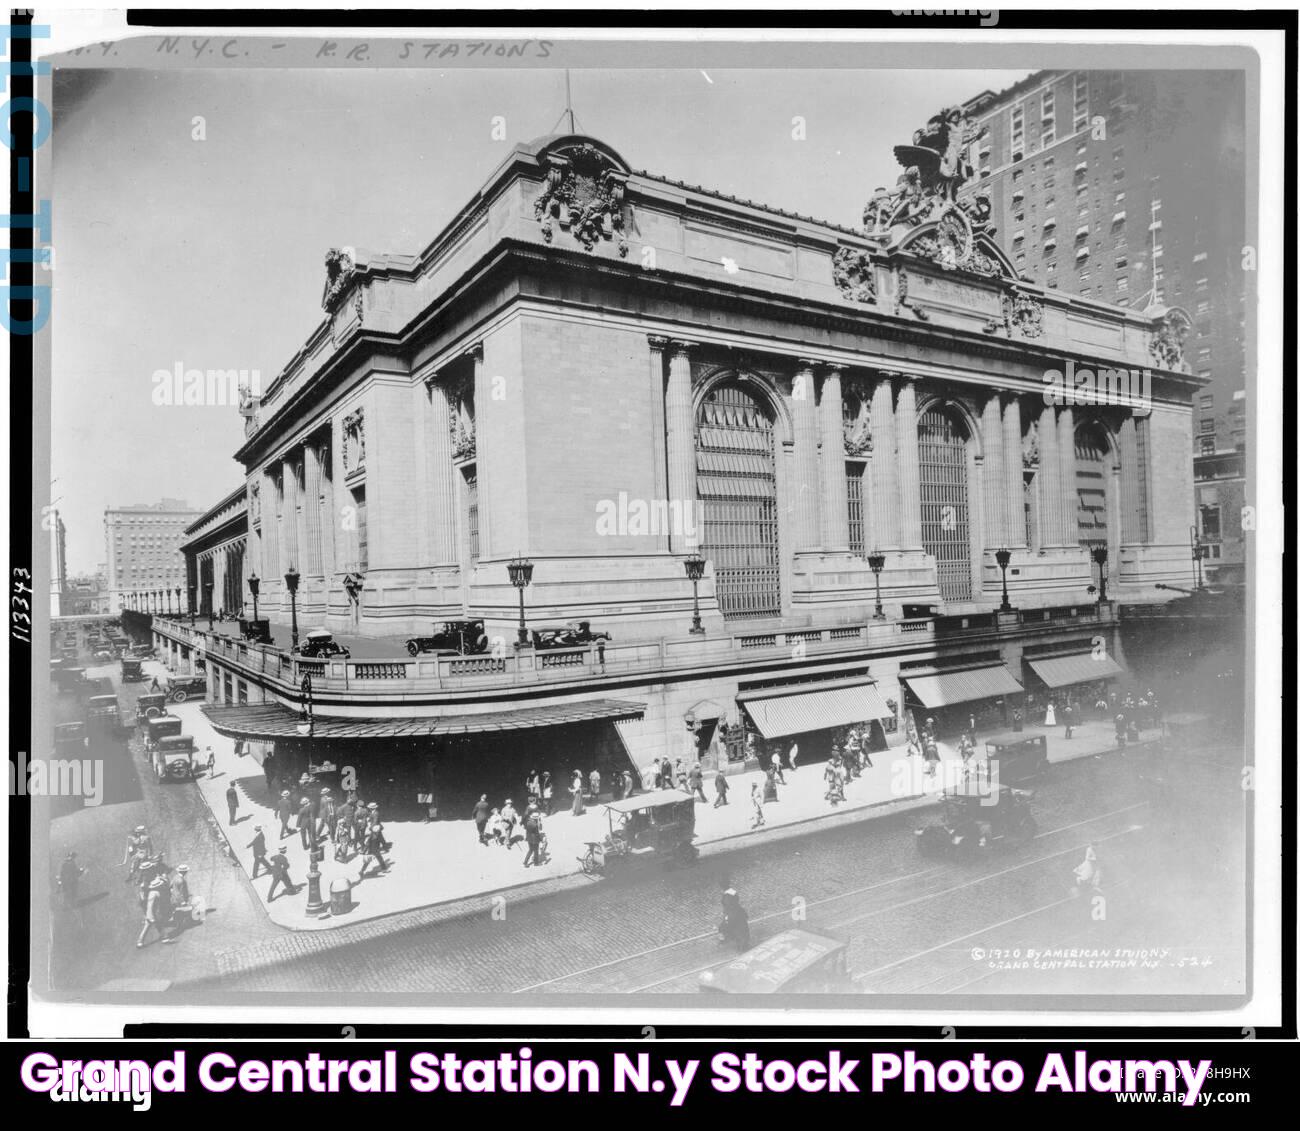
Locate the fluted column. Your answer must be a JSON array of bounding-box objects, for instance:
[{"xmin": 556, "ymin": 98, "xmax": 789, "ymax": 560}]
[
  {"xmin": 319, "ymin": 443, "xmax": 337, "ymax": 580},
  {"xmin": 870, "ymin": 374, "xmax": 899, "ymax": 550},
  {"xmin": 895, "ymin": 377, "xmax": 923, "ymax": 551},
  {"xmin": 792, "ymin": 359, "xmax": 822, "ymax": 552},
  {"xmin": 664, "ymin": 340, "xmax": 698, "ymax": 553},
  {"xmin": 1118, "ymin": 415, "xmax": 1143, "ymax": 544},
  {"xmin": 818, "ymin": 364, "xmax": 851, "ymax": 552},
  {"xmin": 426, "ymin": 378, "xmax": 458, "ymax": 564},
  {"xmin": 303, "ymin": 443, "xmax": 324, "ymax": 577},
  {"xmin": 1057, "ymin": 405, "xmax": 1078, "ymax": 546},
  {"xmin": 260, "ymin": 468, "xmax": 279, "ymax": 590},
  {"xmin": 281, "ymin": 455, "xmax": 300, "ymax": 577},
  {"xmin": 1002, "ymin": 396, "xmax": 1027, "ymax": 547},
  {"xmin": 1037, "ymin": 407, "xmax": 1061, "ymax": 547},
  {"xmin": 980, "ymin": 394, "xmax": 1004, "ymax": 550}
]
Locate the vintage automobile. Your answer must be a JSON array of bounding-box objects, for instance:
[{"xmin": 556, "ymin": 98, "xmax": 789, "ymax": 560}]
[
  {"xmin": 86, "ymin": 694, "xmax": 121, "ymax": 726},
  {"xmin": 984, "ymin": 734, "xmax": 1048, "ymax": 785},
  {"xmin": 406, "ymin": 619, "xmax": 489, "ymax": 657},
  {"xmin": 578, "ymin": 790, "xmax": 698, "ymax": 877},
  {"xmin": 143, "ymin": 714, "xmax": 184, "ymax": 750},
  {"xmin": 54, "ymin": 722, "xmax": 88, "ymax": 754},
  {"xmin": 152, "ymin": 735, "xmax": 196, "ymax": 783},
  {"xmin": 239, "ymin": 617, "xmax": 273, "ymax": 644},
  {"xmin": 54, "ymin": 665, "xmax": 87, "ymax": 692},
  {"xmin": 80, "ymin": 676, "xmax": 116, "ymax": 700},
  {"xmin": 531, "ymin": 620, "xmax": 613, "ymax": 651},
  {"xmin": 167, "ymin": 675, "xmax": 208, "ymax": 704},
  {"xmin": 915, "ymin": 779, "xmax": 1038, "ymax": 856},
  {"xmin": 698, "ymin": 930, "xmax": 854, "ymax": 994},
  {"xmin": 293, "ymin": 629, "xmax": 351, "ymax": 659},
  {"xmin": 120, "ymin": 657, "xmax": 145, "ymax": 683},
  {"xmin": 135, "ymin": 693, "xmax": 169, "ymax": 723}
]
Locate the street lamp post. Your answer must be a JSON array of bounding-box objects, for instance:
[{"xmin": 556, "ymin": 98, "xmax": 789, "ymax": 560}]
[
  {"xmin": 867, "ymin": 550, "xmax": 886, "ymax": 620},
  {"xmin": 684, "ymin": 552, "xmax": 707, "ymax": 634},
  {"xmin": 204, "ymin": 581, "xmax": 214, "ymax": 629},
  {"xmin": 1091, "ymin": 545, "xmax": 1109, "ymax": 604},
  {"xmin": 188, "ymin": 585, "xmax": 196, "ymax": 626},
  {"xmin": 174, "ymin": 586, "xmax": 181, "ymax": 619},
  {"xmin": 248, "ymin": 572, "xmax": 260, "ymax": 624},
  {"xmin": 284, "ymin": 566, "xmax": 300, "ymax": 650},
  {"xmin": 1192, "ymin": 542, "xmax": 1207, "ymax": 590},
  {"xmin": 507, "ymin": 556, "xmax": 534, "ymax": 648},
  {"xmin": 995, "ymin": 547, "xmax": 1013, "ymax": 613},
  {"xmin": 302, "ymin": 673, "xmax": 325, "ymax": 916},
  {"xmin": 166, "ymin": 589, "xmax": 173, "ymax": 616}
]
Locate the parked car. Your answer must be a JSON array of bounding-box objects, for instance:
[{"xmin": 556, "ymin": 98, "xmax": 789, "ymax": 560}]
[
  {"xmin": 167, "ymin": 675, "xmax": 208, "ymax": 704},
  {"xmin": 294, "ymin": 629, "xmax": 350, "ymax": 659},
  {"xmin": 143, "ymin": 715, "xmax": 184, "ymax": 750},
  {"xmin": 87, "ymin": 694, "xmax": 121, "ymax": 725},
  {"xmin": 121, "ymin": 658, "xmax": 145, "ymax": 684},
  {"xmin": 406, "ymin": 619, "xmax": 489, "ymax": 657},
  {"xmin": 152, "ymin": 735, "xmax": 196, "ymax": 783},
  {"xmin": 531, "ymin": 620, "xmax": 612, "ymax": 650},
  {"xmin": 239, "ymin": 617, "xmax": 273, "ymax": 644},
  {"xmin": 135, "ymin": 693, "xmax": 169, "ymax": 723}
]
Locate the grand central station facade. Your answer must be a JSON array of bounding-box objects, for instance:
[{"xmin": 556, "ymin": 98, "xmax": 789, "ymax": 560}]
[{"xmin": 152, "ymin": 116, "xmax": 1201, "ymax": 805}]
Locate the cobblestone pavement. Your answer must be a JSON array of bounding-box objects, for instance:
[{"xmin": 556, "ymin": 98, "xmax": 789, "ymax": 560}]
[{"xmin": 190, "ymin": 740, "xmax": 1246, "ymax": 999}]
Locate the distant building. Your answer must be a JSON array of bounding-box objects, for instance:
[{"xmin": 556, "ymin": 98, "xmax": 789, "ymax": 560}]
[
  {"xmin": 179, "ymin": 487, "xmax": 249, "ymax": 619},
  {"xmin": 959, "ymin": 69, "xmax": 1247, "ymax": 457},
  {"xmin": 49, "ymin": 508, "xmax": 67, "ymax": 617},
  {"xmin": 104, "ymin": 498, "xmax": 201, "ymax": 613},
  {"xmin": 1194, "ymin": 440, "xmax": 1246, "ymax": 588}
]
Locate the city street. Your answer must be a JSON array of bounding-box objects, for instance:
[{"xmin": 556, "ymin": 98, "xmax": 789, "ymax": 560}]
[{"xmin": 187, "ymin": 740, "xmax": 1246, "ymax": 998}]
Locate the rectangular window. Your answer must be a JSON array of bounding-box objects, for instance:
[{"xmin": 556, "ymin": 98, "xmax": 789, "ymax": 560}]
[
  {"xmin": 352, "ymin": 485, "xmax": 368, "ymax": 572},
  {"xmin": 462, "ymin": 468, "xmax": 480, "ymax": 566},
  {"xmin": 1199, "ymin": 418, "xmax": 1216, "ymax": 434},
  {"xmin": 1199, "ymin": 393, "xmax": 1214, "ymax": 410},
  {"xmin": 1199, "ymin": 436, "xmax": 1216, "ymax": 456},
  {"xmin": 846, "ymin": 463, "xmax": 866, "ymax": 557}
]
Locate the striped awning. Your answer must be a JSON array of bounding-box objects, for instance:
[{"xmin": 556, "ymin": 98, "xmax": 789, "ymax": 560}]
[
  {"xmin": 201, "ymin": 699, "xmax": 645, "ymax": 741},
  {"xmin": 738, "ymin": 680, "xmax": 893, "ymax": 739},
  {"xmin": 902, "ymin": 664, "xmax": 1023, "ymax": 708},
  {"xmin": 1026, "ymin": 652, "xmax": 1124, "ymax": 688}
]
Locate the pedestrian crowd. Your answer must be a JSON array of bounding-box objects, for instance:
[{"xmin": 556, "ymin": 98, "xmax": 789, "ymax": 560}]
[{"xmin": 112, "ymin": 824, "xmax": 204, "ymax": 948}]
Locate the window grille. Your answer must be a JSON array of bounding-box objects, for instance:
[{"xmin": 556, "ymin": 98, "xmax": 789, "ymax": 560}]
[{"xmin": 917, "ymin": 407, "xmax": 972, "ymax": 603}]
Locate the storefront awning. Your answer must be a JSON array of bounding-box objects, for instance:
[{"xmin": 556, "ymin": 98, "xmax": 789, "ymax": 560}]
[
  {"xmin": 902, "ymin": 664, "xmax": 1023, "ymax": 708},
  {"xmin": 737, "ymin": 679, "xmax": 893, "ymax": 739},
  {"xmin": 202, "ymin": 698, "xmax": 645, "ymax": 741},
  {"xmin": 1026, "ymin": 653, "xmax": 1124, "ymax": 688}
]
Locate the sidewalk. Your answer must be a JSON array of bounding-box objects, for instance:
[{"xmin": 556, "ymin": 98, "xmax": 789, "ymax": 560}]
[{"xmin": 171, "ymin": 679, "xmax": 1158, "ymax": 933}]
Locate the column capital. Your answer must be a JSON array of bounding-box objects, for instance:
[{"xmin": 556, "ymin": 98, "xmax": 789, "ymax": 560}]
[
  {"xmin": 647, "ymin": 334, "xmax": 671, "ymax": 351},
  {"xmin": 794, "ymin": 357, "xmax": 820, "ymax": 372},
  {"xmin": 667, "ymin": 339, "xmax": 698, "ymax": 360},
  {"xmin": 821, "ymin": 361, "xmax": 847, "ymax": 377},
  {"xmin": 462, "ymin": 341, "xmax": 484, "ymax": 363}
]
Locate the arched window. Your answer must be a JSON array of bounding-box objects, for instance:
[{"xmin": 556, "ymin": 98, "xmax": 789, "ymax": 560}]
[
  {"xmin": 696, "ymin": 382, "xmax": 781, "ymax": 620},
  {"xmin": 918, "ymin": 405, "xmax": 973, "ymax": 603}
]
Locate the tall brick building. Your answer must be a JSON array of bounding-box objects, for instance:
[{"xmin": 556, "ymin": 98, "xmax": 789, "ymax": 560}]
[
  {"xmin": 147, "ymin": 124, "xmax": 1203, "ymax": 805},
  {"xmin": 104, "ymin": 498, "xmax": 200, "ymax": 613},
  {"xmin": 958, "ymin": 70, "xmax": 1247, "ymax": 458}
]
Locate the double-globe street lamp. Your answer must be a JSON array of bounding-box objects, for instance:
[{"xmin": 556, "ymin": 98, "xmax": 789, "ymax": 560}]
[
  {"xmin": 684, "ymin": 552, "xmax": 707, "ymax": 635},
  {"xmin": 174, "ymin": 586, "xmax": 182, "ymax": 619},
  {"xmin": 188, "ymin": 585, "xmax": 196, "ymax": 626},
  {"xmin": 284, "ymin": 566, "xmax": 301, "ymax": 650},
  {"xmin": 1091, "ymin": 545, "xmax": 1109, "ymax": 604},
  {"xmin": 248, "ymin": 572, "xmax": 260, "ymax": 624},
  {"xmin": 204, "ymin": 581, "xmax": 215, "ymax": 630},
  {"xmin": 995, "ymin": 547, "xmax": 1014, "ymax": 613},
  {"xmin": 507, "ymin": 555, "xmax": 534, "ymax": 648},
  {"xmin": 867, "ymin": 550, "xmax": 886, "ymax": 620}
]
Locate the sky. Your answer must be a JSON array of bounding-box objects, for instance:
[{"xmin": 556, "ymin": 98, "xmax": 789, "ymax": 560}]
[{"xmin": 49, "ymin": 64, "xmax": 1033, "ymax": 574}]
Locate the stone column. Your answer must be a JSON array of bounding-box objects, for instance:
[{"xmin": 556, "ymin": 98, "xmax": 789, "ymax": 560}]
[
  {"xmin": 1002, "ymin": 396, "xmax": 1027, "ymax": 547},
  {"xmin": 1057, "ymin": 405, "xmax": 1078, "ymax": 546},
  {"xmin": 281, "ymin": 455, "xmax": 300, "ymax": 574},
  {"xmin": 980, "ymin": 394, "xmax": 1005, "ymax": 550},
  {"xmin": 870, "ymin": 374, "xmax": 899, "ymax": 550},
  {"xmin": 303, "ymin": 443, "xmax": 324, "ymax": 577},
  {"xmin": 792, "ymin": 359, "xmax": 822, "ymax": 552},
  {"xmin": 1037, "ymin": 407, "xmax": 1061, "ymax": 547},
  {"xmin": 895, "ymin": 377, "xmax": 923, "ymax": 551},
  {"xmin": 319, "ymin": 443, "xmax": 337, "ymax": 581},
  {"xmin": 664, "ymin": 340, "xmax": 698, "ymax": 553},
  {"xmin": 425, "ymin": 377, "xmax": 458, "ymax": 564},
  {"xmin": 817, "ymin": 364, "xmax": 851, "ymax": 553},
  {"xmin": 1118, "ymin": 415, "xmax": 1144, "ymax": 544},
  {"xmin": 647, "ymin": 337, "xmax": 671, "ymax": 553},
  {"xmin": 260, "ymin": 468, "xmax": 279, "ymax": 594}
]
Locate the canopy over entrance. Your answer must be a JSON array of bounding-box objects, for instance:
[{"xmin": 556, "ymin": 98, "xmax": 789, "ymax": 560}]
[
  {"xmin": 901, "ymin": 663, "xmax": 1023, "ymax": 708},
  {"xmin": 737, "ymin": 678, "xmax": 893, "ymax": 739}
]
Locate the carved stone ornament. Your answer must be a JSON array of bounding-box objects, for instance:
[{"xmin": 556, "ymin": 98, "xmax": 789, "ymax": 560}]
[
  {"xmin": 1150, "ymin": 307, "xmax": 1193, "ymax": 371},
  {"xmin": 908, "ymin": 206, "xmax": 1001, "ymax": 277},
  {"xmin": 1022, "ymin": 418, "xmax": 1040, "ymax": 470},
  {"xmin": 832, "ymin": 247, "xmax": 878, "ymax": 304},
  {"xmin": 534, "ymin": 144, "xmax": 629, "ymax": 257},
  {"xmin": 249, "ymin": 482, "xmax": 261, "ymax": 523},
  {"xmin": 842, "ymin": 391, "xmax": 872, "ymax": 456},
  {"xmin": 322, "ymin": 247, "xmax": 357, "ymax": 312},
  {"xmin": 894, "ymin": 269, "xmax": 929, "ymax": 321},
  {"xmin": 342, "ymin": 408, "xmax": 365, "ymax": 473},
  {"xmin": 1003, "ymin": 288, "xmax": 1045, "ymax": 338},
  {"xmin": 343, "ymin": 571, "xmax": 365, "ymax": 604}
]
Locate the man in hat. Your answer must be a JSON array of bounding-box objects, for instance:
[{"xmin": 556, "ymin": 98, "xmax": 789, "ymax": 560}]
[
  {"xmin": 472, "ymin": 793, "xmax": 491, "ymax": 845},
  {"xmin": 297, "ymin": 795, "xmax": 315, "ymax": 850},
  {"xmin": 170, "ymin": 864, "xmax": 192, "ymax": 932},
  {"xmin": 317, "ymin": 787, "xmax": 336, "ymax": 842},
  {"xmin": 248, "ymin": 825, "xmax": 270, "ymax": 878},
  {"xmin": 367, "ymin": 801, "xmax": 391, "ymax": 851},
  {"xmin": 713, "ymin": 767, "xmax": 729, "ymax": 807},
  {"xmin": 205, "ymin": 746, "xmax": 216, "ymax": 777},
  {"xmin": 499, "ymin": 798, "xmax": 520, "ymax": 849},
  {"xmin": 522, "ymin": 802, "xmax": 544, "ymax": 868},
  {"xmin": 137, "ymin": 873, "xmax": 173, "ymax": 947},
  {"xmin": 689, "ymin": 762, "xmax": 707, "ymax": 803},
  {"xmin": 225, "ymin": 781, "xmax": 240, "ymax": 825},
  {"xmin": 266, "ymin": 845, "xmax": 296, "ymax": 902},
  {"xmin": 277, "ymin": 790, "xmax": 293, "ymax": 838}
]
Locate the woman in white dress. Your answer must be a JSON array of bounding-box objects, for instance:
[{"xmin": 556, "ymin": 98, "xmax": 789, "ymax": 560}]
[{"xmin": 1044, "ymin": 701, "xmax": 1057, "ymax": 727}]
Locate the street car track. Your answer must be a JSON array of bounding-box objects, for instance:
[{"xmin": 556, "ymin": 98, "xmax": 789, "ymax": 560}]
[{"xmin": 519, "ymin": 801, "xmax": 1149, "ymax": 994}]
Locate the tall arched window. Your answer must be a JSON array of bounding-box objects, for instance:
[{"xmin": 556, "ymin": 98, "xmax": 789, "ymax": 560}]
[
  {"xmin": 918, "ymin": 405, "xmax": 973, "ymax": 603},
  {"xmin": 696, "ymin": 382, "xmax": 781, "ymax": 620}
]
